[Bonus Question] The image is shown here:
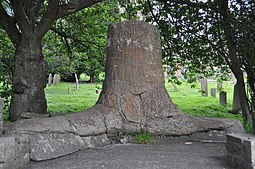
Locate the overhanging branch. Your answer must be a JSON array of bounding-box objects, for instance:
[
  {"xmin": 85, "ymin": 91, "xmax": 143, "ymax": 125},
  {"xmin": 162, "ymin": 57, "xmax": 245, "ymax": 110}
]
[{"xmin": 0, "ymin": 3, "xmax": 21, "ymax": 47}]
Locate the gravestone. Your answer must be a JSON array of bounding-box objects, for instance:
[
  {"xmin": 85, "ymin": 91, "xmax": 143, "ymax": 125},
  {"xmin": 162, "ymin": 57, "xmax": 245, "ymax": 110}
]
[
  {"xmin": 52, "ymin": 74, "xmax": 58, "ymax": 85},
  {"xmin": 211, "ymin": 88, "xmax": 216, "ymax": 98},
  {"xmin": 57, "ymin": 74, "xmax": 61, "ymax": 84},
  {"xmin": 47, "ymin": 73, "xmax": 52, "ymax": 87},
  {"xmin": 217, "ymin": 82, "xmax": 223, "ymax": 92},
  {"xmin": 220, "ymin": 91, "xmax": 227, "ymax": 106},
  {"xmin": 232, "ymin": 84, "xmax": 241, "ymax": 114},
  {"xmin": 68, "ymin": 87, "xmax": 72, "ymax": 94},
  {"xmin": 171, "ymin": 82, "xmax": 179, "ymax": 92},
  {"xmin": 201, "ymin": 78, "xmax": 208, "ymax": 96},
  {"xmin": 75, "ymin": 73, "xmax": 79, "ymax": 91},
  {"xmin": 0, "ymin": 98, "xmax": 3, "ymax": 135}
]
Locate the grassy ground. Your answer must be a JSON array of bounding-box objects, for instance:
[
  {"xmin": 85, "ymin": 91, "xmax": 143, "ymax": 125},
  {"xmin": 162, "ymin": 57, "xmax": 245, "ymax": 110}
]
[
  {"xmin": 45, "ymin": 82, "xmax": 101, "ymax": 116},
  {"xmin": 45, "ymin": 79, "xmax": 242, "ymax": 123}
]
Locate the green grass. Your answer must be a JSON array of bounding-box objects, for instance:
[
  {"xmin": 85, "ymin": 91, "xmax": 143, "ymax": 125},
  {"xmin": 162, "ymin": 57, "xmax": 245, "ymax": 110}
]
[
  {"xmin": 166, "ymin": 80, "xmax": 242, "ymax": 123},
  {"xmin": 45, "ymin": 79, "xmax": 242, "ymax": 124},
  {"xmin": 133, "ymin": 132, "xmax": 155, "ymax": 144},
  {"xmin": 45, "ymin": 82, "xmax": 101, "ymax": 115}
]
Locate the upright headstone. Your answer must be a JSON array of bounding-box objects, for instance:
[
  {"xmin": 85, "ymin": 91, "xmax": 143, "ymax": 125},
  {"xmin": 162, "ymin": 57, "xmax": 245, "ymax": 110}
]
[
  {"xmin": 75, "ymin": 73, "xmax": 79, "ymax": 91},
  {"xmin": 219, "ymin": 91, "xmax": 227, "ymax": 106},
  {"xmin": 53, "ymin": 74, "xmax": 58, "ymax": 85},
  {"xmin": 211, "ymin": 88, "xmax": 216, "ymax": 98},
  {"xmin": 232, "ymin": 84, "xmax": 241, "ymax": 114},
  {"xmin": 68, "ymin": 87, "xmax": 72, "ymax": 94},
  {"xmin": 47, "ymin": 73, "xmax": 53, "ymax": 87},
  {"xmin": 171, "ymin": 82, "xmax": 179, "ymax": 92},
  {"xmin": 0, "ymin": 98, "xmax": 3, "ymax": 135},
  {"xmin": 57, "ymin": 74, "xmax": 61, "ymax": 84},
  {"xmin": 201, "ymin": 78, "xmax": 208, "ymax": 97},
  {"xmin": 217, "ymin": 81, "xmax": 223, "ymax": 92}
]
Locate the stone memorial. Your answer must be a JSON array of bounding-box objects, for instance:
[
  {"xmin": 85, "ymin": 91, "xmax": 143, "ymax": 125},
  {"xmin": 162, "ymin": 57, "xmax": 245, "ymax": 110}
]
[
  {"xmin": 52, "ymin": 74, "xmax": 58, "ymax": 85},
  {"xmin": 68, "ymin": 87, "xmax": 72, "ymax": 94},
  {"xmin": 201, "ymin": 78, "xmax": 208, "ymax": 96},
  {"xmin": 217, "ymin": 81, "xmax": 223, "ymax": 91},
  {"xmin": 75, "ymin": 73, "xmax": 79, "ymax": 91},
  {"xmin": 57, "ymin": 74, "xmax": 61, "ymax": 84},
  {"xmin": 232, "ymin": 84, "xmax": 241, "ymax": 114},
  {"xmin": 211, "ymin": 88, "xmax": 216, "ymax": 98},
  {"xmin": 47, "ymin": 73, "xmax": 52, "ymax": 86},
  {"xmin": 220, "ymin": 91, "xmax": 227, "ymax": 106}
]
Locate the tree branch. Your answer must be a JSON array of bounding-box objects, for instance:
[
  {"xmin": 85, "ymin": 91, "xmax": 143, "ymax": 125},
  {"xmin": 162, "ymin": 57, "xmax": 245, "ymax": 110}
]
[
  {"xmin": 57, "ymin": 0, "xmax": 103, "ymax": 18},
  {"xmin": 36, "ymin": 0, "xmax": 60, "ymax": 39},
  {"xmin": 10, "ymin": 0, "xmax": 31, "ymax": 36},
  {"xmin": 50, "ymin": 27, "xmax": 103, "ymax": 50},
  {"xmin": 36, "ymin": 0, "xmax": 102, "ymax": 40},
  {"xmin": 158, "ymin": 0, "xmax": 208, "ymax": 8},
  {"xmin": 0, "ymin": 3, "xmax": 21, "ymax": 47}
]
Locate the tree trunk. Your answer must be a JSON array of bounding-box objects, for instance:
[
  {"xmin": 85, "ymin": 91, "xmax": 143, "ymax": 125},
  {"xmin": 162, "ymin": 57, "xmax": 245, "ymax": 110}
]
[
  {"xmin": 9, "ymin": 38, "xmax": 47, "ymax": 121},
  {"xmin": 220, "ymin": 0, "xmax": 250, "ymax": 123},
  {"xmin": 94, "ymin": 20, "xmax": 241, "ymax": 135}
]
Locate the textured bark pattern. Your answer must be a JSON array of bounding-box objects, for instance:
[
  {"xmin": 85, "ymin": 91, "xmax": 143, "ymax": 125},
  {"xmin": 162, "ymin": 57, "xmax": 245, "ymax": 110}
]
[
  {"xmin": 10, "ymin": 39, "xmax": 47, "ymax": 121},
  {"xmin": 98, "ymin": 21, "xmax": 179, "ymax": 123}
]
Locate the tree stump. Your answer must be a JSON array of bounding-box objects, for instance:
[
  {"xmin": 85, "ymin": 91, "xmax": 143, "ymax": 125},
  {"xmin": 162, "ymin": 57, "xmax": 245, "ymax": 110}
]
[
  {"xmin": 95, "ymin": 20, "xmax": 238, "ymax": 135},
  {"xmin": 6, "ymin": 21, "xmax": 244, "ymax": 139}
]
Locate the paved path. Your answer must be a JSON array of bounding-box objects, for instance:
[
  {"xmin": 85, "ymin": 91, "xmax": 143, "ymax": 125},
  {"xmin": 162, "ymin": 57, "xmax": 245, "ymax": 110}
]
[{"xmin": 23, "ymin": 137, "xmax": 233, "ymax": 169}]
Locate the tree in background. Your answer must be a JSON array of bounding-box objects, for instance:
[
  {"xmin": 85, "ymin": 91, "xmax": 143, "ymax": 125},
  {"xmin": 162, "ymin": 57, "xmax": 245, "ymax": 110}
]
[
  {"xmin": 43, "ymin": 1, "xmax": 121, "ymax": 83},
  {"xmin": 0, "ymin": 29, "xmax": 13, "ymax": 113},
  {"xmin": 0, "ymin": 0, "xmax": 102, "ymax": 121}
]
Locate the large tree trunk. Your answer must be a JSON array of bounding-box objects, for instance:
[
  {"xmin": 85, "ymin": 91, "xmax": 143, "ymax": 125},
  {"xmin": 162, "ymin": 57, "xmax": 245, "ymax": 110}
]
[
  {"xmin": 220, "ymin": 0, "xmax": 250, "ymax": 123},
  {"xmin": 9, "ymin": 38, "xmax": 47, "ymax": 121},
  {"xmin": 93, "ymin": 20, "xmax": 242, "ymax": 135}
]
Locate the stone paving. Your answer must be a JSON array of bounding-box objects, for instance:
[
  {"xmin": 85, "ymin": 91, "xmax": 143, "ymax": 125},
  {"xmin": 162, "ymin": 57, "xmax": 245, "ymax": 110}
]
[{"xmin": 23, "ymin": 136, "xmax": 234, "ymax": 169}]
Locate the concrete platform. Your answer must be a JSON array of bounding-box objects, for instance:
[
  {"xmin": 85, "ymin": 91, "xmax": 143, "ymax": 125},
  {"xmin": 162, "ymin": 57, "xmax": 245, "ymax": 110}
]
[{"xmin": 23, "ymin": 136, "xmax": 234, "ymax": 169}]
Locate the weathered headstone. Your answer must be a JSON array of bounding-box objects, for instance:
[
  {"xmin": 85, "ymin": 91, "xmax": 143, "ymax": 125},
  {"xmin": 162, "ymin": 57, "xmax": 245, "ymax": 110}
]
[
  {"xmin": 75, "ymin": 73, "xmax": 79, "ymax": 91},
  {"xmin": 52, "ymin": 74, "xmax": 58, "ymax": 85},
  {"xmin": 0, "ymin": 98, "xmax": 3, "ymax": 135},
  {"xmin": 171, "ymin": 82, "xmax": 179, "ymax": 92},
  {"xmin": 220, "ymin": 91, "xmax": 227, "ymax": 106},
  {"xmin": 47, "ymin": 73, "xmax": 52, "ymax": 87},
  {"xmin": 201, "ymin": 78, "xmax": 208, "ymax": 97},
  {"xmin": 217, "ymin": 81, "xmax": 223, "ymax": 92},
  {"xmin": 211, "ymin": 88, "xmax": 216, "ymax": 98},
  {"xmin": 57, "ymin": 74, "xmax": 61, "ymax": 84},
  {"xmin": 231, "ymin": 84, "xmax": 241, "ymax": 114},
  {"xmin": 68, "ymin": 87, "xmax": 72, "ymax": 94}
]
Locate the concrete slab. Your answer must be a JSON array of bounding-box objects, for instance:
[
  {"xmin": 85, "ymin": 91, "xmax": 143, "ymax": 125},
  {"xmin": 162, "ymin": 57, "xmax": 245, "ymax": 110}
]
[{"xmin": 23, "ymin": 137, "xmax": 234, "ymax": 169}]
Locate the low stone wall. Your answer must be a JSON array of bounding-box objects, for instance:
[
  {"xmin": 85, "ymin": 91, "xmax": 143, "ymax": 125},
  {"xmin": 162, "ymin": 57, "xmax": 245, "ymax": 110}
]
[
  {"xmin": 0, "ymin": 98, "xmax": 3, "ymax": 135},
  {"xmin": 226, "ymin": 133, "xmax": 255, "ymax": 169},
  {"xmin": 0, "ymin": 132, "xmax": 111, "ymax": 169}
]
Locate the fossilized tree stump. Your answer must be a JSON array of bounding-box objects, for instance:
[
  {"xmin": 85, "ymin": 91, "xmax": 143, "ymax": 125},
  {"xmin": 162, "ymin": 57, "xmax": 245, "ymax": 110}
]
[
  {"xmin": 4, "ymin": 21, "xmax": 243, "ymax": 164},
  {"xmin": 95, "ymin": 20, "xmax": 242, "ymax": 135}
]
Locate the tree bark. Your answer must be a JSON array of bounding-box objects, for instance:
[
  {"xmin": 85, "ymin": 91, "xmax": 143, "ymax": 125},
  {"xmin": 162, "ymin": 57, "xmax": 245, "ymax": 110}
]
[
  {"xmin": 220, "ymin": 0, "xmax": 250, "ymax": 123},
  {"xmin": 9, "ymin": 38, "xmax": 47, "ymax": 121}
]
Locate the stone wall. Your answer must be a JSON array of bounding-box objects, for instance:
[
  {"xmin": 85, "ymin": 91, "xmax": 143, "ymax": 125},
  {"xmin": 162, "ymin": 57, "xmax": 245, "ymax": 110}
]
[
  {"xmin": 0, "ymin": 98, "xmax": 3, "ymax": 135},
  {"xmin": 226, "ymin": 133, "xmax": 255, "ymax": 169}
]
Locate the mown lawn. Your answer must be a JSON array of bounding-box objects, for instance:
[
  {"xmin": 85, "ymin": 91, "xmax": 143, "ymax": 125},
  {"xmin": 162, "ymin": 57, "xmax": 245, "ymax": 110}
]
[{"xmin": 45, "ymin": 79, "xmax": 242, "ymax": 123}]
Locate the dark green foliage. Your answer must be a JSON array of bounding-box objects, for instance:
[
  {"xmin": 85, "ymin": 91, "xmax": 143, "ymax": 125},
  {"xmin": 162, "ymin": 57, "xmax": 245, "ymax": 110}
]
[
  {"xmin": 43, "ymin": 0, "xmax": 121, "ymax": 82},
  {"xmin": 0, "ymin": 29, "xmax": 14, "ymax": 117}
]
